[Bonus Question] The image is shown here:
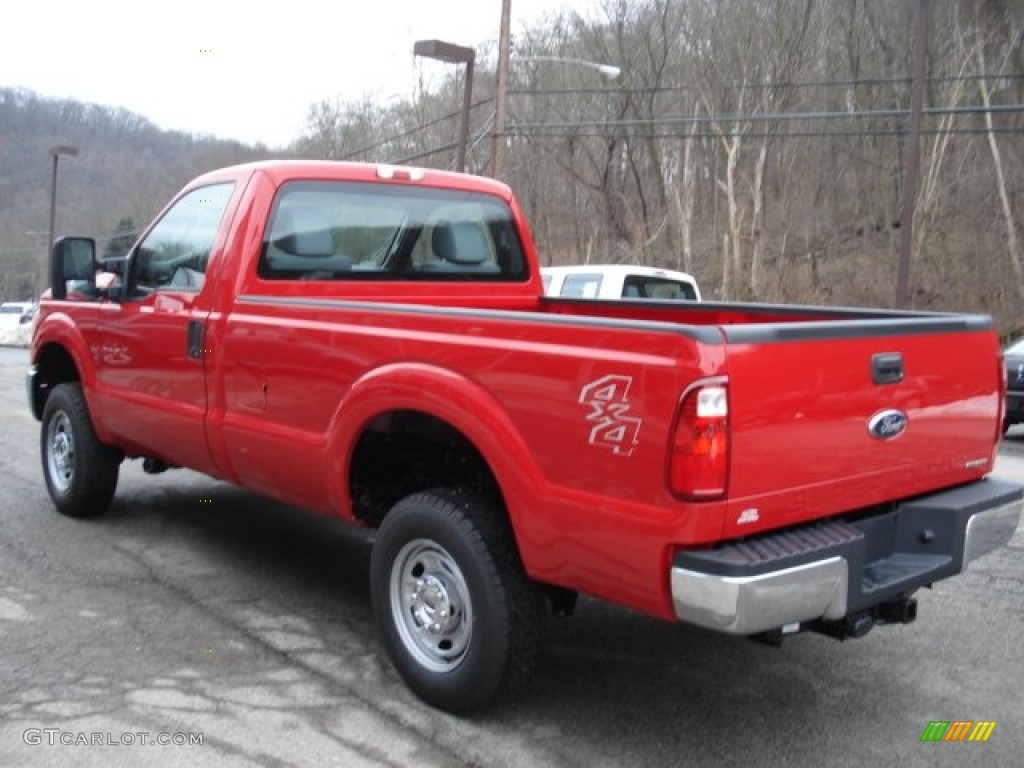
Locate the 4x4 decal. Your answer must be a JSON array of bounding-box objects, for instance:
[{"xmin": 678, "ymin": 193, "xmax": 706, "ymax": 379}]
[{"xmin": 579, "ymin": 375, "xmax": 642, "ymax": 457}]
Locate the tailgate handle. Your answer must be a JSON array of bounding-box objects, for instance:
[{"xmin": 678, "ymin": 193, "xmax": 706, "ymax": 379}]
[{"xmin": 872, "ymin": 353, "xmax": 904, "ymax": 384}]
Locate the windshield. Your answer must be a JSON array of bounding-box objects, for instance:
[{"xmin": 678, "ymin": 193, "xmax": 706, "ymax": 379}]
[{"xmin": 1006, "ymin": 338, "xmax": 1024, "ymax": 356}]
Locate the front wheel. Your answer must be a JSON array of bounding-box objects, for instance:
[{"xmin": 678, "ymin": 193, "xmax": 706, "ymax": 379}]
[
  {"xmin": 369, "ymin": 488, "xmax": 543, "ymax": 714},
  {"xmin": 40, "ymin": 382, "xmax": 121, "ymax": 517}
]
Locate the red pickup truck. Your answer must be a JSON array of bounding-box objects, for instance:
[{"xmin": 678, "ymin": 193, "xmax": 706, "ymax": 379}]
[{"xmin": 29, "ymin": 161, "xmax": 1022, "ymax": 713}]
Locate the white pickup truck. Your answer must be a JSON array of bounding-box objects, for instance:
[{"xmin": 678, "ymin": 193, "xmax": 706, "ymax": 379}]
[{"xmin": 541, "ymin": 264, "xmax": 701, "ymax": 301}]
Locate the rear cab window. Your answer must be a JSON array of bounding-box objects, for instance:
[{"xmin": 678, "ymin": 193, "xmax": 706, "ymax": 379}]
[
  {"xmin": 622, "ymin": 275, "xmax": 698, "ymax": 301},
  {"xmin": 258, "ymin": 181, "xmax": 529, "ymax": 282}
]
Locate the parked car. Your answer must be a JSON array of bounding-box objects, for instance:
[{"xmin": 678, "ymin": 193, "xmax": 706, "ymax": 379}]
[
  {"xmin": 542, "ymin": 264, "xmax": 701, "ymax": 301},
  {"xmin": 0, "ymin": 301, "xmax": 35, "ymax": 347},
  {"xmin": 1004, "ymin": 338, "xmax": 1024, "ymax": 434},
  {"xmin": 0, "ymin": 301, "xmax": 35, "ymax": 325}
]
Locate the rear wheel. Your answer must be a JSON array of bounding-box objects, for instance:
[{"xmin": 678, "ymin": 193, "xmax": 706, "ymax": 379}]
[
  {"xmin": 369, "ymin": 488, "xmax": 543, "ymax": 713},
  {"xmin": 40, "ymin": 383, "xmax": 121, "ymax": 517}
]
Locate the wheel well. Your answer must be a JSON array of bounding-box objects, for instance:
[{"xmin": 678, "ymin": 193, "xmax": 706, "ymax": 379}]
[
  {"xmin": 31, "ymin": 344, "xmax": 80, "ymax": 419},
  {"xmin": 350, "ymin": 410, "xmax": 501, "ymax": 527}
]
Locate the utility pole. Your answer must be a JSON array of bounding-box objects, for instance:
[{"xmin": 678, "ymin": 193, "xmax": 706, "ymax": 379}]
[
  {"xmin": 490, "ymin": 0, "xmax": 511, "ymax": 179},
  {"xmin": 895, "ymin": 0, "xmax": 931, "ymax": 308}
]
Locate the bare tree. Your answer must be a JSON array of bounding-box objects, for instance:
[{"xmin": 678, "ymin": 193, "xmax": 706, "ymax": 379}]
[
  {"xmin": 270, "ymin": 2, "xmax": 1024, "ymax": 325},
  {"xmin": 972, "ymin": 8, "xmax": 1023, "ymax": 300}
]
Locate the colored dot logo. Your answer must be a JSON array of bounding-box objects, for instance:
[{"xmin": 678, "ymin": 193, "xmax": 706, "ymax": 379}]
[{"xmin": 199, "ymin": 49, "xmax": 213, "ymax": 53}]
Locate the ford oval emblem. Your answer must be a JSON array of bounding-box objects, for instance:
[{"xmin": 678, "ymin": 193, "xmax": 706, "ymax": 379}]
[{"xmin": 868, "ymin": 409, "xmax": 908, "ymax": 440}]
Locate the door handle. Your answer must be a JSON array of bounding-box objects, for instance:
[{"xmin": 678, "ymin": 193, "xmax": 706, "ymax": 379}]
[
  {"xmin": 872, "ymin": 352, "xmax": 904, "ymax": 385},
  {"xmin": 187, "ymin": 319, "xmax": 204, "ymax": 360}
]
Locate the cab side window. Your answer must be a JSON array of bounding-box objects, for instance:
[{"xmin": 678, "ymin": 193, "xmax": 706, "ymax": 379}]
[{"xmin": 132, "ymin": 183, "xmax": 235, "ymax": 294}]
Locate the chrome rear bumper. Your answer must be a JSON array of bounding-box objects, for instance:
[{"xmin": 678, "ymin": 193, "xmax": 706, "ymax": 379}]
[{"xmin": 671, "ymin": 481, "xmax": 1022, "ymax": 635}]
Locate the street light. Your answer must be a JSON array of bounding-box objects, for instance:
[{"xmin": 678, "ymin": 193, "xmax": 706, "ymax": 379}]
[
  {"xmin": 413, "ymin": 39, "xmax": 475, "ymax": 173},
  {"xmin": 517, "ymin": 56, "xmax": 621, "ymax": 81},
  {"xmin": 43, "ymin": 145, "xmax": 79, "ymax": 298},
  {"xmin": 491, "ymin": 54, "xmax": 623, "ymax": 179}
]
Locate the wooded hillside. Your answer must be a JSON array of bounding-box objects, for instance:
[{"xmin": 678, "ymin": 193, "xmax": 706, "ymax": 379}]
[
  {"xmin": 2, "ymin": 0, "xmax": 1021, "ymax": 334},
  {"xmin": 0, "ymin": 88, "xmax": 271, "ymax": 300}
]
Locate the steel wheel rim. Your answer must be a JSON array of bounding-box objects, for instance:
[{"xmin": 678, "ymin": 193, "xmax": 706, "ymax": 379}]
[
  {"xmin": 46, "ymin": 411, "xmax": 75, "ymax": 494},
  {"xmin": 389, "ymin": 538, "xmax": 473, "ymax": 673}
]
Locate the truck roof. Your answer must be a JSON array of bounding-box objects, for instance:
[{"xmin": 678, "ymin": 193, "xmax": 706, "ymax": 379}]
[
  {"xmin": 541, "ymin": 264, "xmax": 698, "ymax": 281},
  {"xmin": 185, "ymin": 160, "xmax": 515, "ymax": 202}
]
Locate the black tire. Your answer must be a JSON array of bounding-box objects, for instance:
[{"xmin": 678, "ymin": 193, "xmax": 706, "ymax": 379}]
[
  {"xmin": 369, "ymin": 488, "xmax": 544, "ymax": 714},
  {"xmin": 40, "ymin": 382, "xmax": 121, "ymax": 518}
]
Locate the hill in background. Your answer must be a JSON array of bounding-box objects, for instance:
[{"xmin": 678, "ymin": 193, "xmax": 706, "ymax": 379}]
[{"xmin": 0, "ymin": 87, "xmax": 278, "ymax": 300}]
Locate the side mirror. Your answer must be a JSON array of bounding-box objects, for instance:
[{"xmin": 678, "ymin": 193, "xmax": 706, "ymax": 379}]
[{"xmin": 51, "ymin": 237, "xmax": 96, "ymax": 300}]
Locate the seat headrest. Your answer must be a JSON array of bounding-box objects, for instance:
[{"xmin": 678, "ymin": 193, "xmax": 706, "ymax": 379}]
[
  {"xmin": 431, "ymin": 221, "xmax": 489, "ymax": 265},
  {"xmin": 272, "ymin": 207, "xmax": 334, "ymax": 258}
]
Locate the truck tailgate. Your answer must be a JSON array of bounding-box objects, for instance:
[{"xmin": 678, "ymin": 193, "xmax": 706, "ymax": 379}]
[{"xmin": 721, "ymin": 322, "xmax": 1001, "ymax": 540}]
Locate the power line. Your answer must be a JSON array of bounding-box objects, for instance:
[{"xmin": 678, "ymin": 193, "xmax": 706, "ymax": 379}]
[
  {"xmin": 337, "ymin": 97, "xmax": 494, "ymax": 161},
  {"xmin": 512, "ymin": 126, "xmax": 1023, "ymax": 141},
  {"xmin": 386, "ymin": 121, "xmax": 1020, "ymax": 168},
  {"xmin": 390, "ymin": 110, "xmax": 498, "ymax": 168},
  {"xmin": 507, "ymin": 72, "xmax": 1024, "ymax": 97},
  {"xmin": 317, "ymin": 76, "xmax": 1024, "ymax": 162},
  {"xmin": 508, "ymin": 103, "xmax": 1024, "ymax": 133},
  {"xmin": 392, "ymin": 141, "xmax": 462, "ymax": 165}
]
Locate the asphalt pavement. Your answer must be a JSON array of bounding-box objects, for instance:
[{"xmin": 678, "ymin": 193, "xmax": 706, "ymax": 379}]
[{"xmin": 0, "ymin": 345, "xmax": 1021, "ymax": 767}]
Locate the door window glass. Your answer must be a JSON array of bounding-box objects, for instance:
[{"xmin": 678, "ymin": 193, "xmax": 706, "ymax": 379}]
[{"xmin": 132, "ymin": 183, "xmax": 235, "ymax": 294}]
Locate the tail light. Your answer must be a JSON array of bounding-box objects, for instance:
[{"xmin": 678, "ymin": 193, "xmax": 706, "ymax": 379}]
[{"xmin": 669, "ymin": 380, "xmax": 729, "ymax": 499}]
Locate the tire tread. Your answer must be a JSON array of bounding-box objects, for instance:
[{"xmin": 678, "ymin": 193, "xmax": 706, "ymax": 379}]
[
  {"xmin": 370, "ymin": 487, "xmax": 544, "ymax": 713},
  {"xmin": 41, "ymin": 382, "xmax": 120, "ymax": 518}
]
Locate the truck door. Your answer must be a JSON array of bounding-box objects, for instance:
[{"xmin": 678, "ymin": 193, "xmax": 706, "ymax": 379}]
[{"xmin": 92, "ymin": 183, "xmax": 236, "ymax": 475}]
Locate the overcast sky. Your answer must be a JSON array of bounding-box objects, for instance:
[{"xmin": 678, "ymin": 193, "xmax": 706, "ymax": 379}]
[{"xmin": 0, "ymin": 0, "xmax": 608, "ymax": 148}]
